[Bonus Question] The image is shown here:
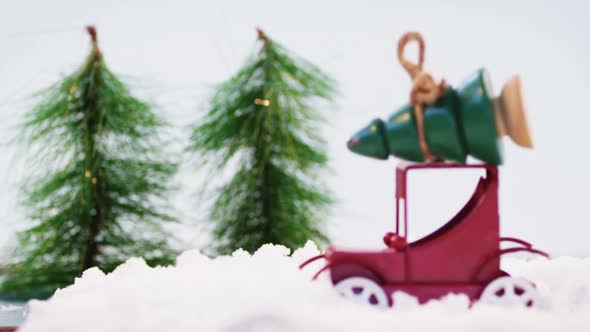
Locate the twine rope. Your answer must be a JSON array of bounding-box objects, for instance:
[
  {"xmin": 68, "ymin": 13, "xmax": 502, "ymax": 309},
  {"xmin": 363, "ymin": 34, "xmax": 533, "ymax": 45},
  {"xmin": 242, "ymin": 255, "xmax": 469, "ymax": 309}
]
[{"xmin": 397, "ymin": 32, "xmax": 445, "ymax": 162}]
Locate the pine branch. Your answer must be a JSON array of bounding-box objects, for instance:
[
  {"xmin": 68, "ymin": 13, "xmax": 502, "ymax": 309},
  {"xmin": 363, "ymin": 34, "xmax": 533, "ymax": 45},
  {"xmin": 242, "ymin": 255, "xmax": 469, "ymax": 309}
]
[
  {"xmin": 189, "ymin": 29, "xmax": 337, "ymax": 255},
  {"xmin": 2, "ymin": 26, "xmax": 179, "ymax": 299}
]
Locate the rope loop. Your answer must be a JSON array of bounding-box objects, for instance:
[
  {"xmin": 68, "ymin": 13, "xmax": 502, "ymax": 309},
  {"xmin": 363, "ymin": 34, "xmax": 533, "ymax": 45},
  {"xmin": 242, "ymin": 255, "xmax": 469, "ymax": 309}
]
[{"xmin": 397, "ymin": 31, "xmax": 425, "ymax": 78}]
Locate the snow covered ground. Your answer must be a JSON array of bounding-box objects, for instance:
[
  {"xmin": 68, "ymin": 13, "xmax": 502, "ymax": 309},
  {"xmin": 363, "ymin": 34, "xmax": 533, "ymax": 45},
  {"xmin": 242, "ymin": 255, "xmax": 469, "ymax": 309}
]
[{"xmin": 8, "ymin": 243, "xmax": 590, "ymax": 332}]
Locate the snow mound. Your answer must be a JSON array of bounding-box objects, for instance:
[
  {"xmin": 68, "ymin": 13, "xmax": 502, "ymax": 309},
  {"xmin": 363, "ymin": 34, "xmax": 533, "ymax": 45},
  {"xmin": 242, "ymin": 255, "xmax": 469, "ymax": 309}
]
[{"xmin": 18, "ymin": 243, "xmax": 590, "ymax": 332}]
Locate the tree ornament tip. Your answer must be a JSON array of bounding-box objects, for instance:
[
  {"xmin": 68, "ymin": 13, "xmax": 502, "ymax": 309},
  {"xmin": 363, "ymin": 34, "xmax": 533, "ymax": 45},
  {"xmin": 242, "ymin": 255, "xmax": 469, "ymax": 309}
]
[
  {"xmin": 256, "ymin": 27, "xmax": 268, "ymax": 41},
  {"xmin": 86, "ymin": 25, "xmax": 97, "ymax": 42}
]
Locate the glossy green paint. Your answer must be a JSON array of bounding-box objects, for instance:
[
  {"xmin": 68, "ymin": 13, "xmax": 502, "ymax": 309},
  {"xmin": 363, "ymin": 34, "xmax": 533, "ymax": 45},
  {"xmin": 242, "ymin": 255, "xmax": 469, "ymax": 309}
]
[
  {"xmin": 384, "ymin": 88, "xmax": 467, "ymax": 162},
  {"xmin": 421, "ymin": 88, "xmax": 468, "ymax": 162},
  {"xmin": 348, "ymin": 69, "xmax": 504, "ymax": 165},
  {"xmin": 348, "ymin": 119, "xmax": 389, "ymax": 160},
  {"xmin": 384, "ymin": 106, "xmax": 423, "ymax": 162},
  {"xmin": 456, "ymin": 69, "xmax": 503, "ymax": 165}
]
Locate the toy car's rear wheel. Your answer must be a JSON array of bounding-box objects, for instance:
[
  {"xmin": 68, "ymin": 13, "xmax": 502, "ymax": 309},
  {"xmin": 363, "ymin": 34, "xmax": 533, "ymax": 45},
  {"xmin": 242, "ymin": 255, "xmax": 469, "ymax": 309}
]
[
  {"xmin": 335, "ymin": 277, "xmax": 389, "ymax": 308},
  {"xmin": 480, "ymin": 276, "xmax": 541, "ymax": 308}
]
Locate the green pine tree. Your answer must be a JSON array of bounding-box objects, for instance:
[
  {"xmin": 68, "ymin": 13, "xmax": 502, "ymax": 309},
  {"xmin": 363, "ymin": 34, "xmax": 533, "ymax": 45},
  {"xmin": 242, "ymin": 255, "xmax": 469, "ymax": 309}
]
[
  {"xmin": 188, "ymin": 29, "xmax": 337, "ymax": 255},
  {"xmin": 1, "ymin": 26, "xmax": 179, "ymax": 300}
]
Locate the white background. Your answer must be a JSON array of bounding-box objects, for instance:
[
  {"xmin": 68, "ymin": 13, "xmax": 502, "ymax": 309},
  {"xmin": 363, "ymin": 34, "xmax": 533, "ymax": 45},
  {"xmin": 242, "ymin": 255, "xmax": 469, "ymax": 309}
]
[{"xmin": 0, "ymin": 0, "xmax": 588, "ymax": 257}]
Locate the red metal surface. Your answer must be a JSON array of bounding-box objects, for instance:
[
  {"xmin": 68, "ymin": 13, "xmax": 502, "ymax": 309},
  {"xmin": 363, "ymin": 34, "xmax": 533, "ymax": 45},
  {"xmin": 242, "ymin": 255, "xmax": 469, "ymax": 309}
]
[
  {"xmin": 303, "ymin": 162, "xmax": 549, "ymax": 306},
  {"xmin": 0, "ymin": 327, "xmax": 17, "ymax": 332},
  {"xmin": 312, "ymin": 264, "xmax": 332, "ymax": 281},
  {"xmin": 499, "ymin": 237, "xmax": 532, "ymax": 248},
  {"xmin": 299, "ymin": 254, "xmax": 325, "ymax": 269}
]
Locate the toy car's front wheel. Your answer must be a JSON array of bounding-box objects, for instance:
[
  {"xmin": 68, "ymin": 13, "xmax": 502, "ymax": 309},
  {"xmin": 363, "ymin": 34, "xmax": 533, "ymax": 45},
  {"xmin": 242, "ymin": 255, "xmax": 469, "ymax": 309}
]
[{"xmin": 335, "ymin": 277, "xmax": 389, "ymax": 308}]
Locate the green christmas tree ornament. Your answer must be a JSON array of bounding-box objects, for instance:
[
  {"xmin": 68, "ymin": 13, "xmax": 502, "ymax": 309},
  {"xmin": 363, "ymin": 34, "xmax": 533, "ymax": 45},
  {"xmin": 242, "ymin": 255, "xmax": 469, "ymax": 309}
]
[
  {"xmin": 347, "ymin": 33, "xmax": 533, "ymax": 165},
  {"xmin": 188, "ymin": 28, "xmax": 336, "ymax": 255},
  {"xmin": 1, "ymin": 26, "xmax": 179, "ymax": 300}
]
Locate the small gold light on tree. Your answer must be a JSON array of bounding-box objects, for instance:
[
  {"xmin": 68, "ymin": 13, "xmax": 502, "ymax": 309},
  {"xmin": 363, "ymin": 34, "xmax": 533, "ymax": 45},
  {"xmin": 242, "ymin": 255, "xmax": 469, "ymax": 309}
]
[{"xmin": 254, "ymin": 98, "xmax": 271, "ymax": 106}]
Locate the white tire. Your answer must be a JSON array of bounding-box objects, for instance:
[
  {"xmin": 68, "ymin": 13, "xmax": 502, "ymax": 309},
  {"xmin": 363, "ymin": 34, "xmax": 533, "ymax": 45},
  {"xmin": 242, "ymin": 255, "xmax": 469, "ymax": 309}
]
[
  {"xmin": 335, "ymin": 277, "xmax": 389, "ymax": 308},
  {"xmin": 480, "ymin": 276, "xmax": 541, "ymax": 308}
]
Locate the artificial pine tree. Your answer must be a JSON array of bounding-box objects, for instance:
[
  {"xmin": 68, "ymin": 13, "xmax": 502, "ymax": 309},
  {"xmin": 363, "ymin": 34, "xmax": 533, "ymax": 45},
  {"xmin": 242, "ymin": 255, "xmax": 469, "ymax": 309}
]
[
  {"xmin": 1, "ymin": 26, "xmax": 178, "ymax": 299},
  {"xmin": 188, "ymin": 29, "xmax": 336, "ymax": 255}
]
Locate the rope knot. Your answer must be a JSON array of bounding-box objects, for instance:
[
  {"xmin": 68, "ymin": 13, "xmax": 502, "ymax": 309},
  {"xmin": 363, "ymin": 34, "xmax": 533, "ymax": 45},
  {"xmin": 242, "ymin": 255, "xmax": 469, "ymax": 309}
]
[{"xmin": 410, "ymin": 72, "xmax": 445, "ymax": 106}]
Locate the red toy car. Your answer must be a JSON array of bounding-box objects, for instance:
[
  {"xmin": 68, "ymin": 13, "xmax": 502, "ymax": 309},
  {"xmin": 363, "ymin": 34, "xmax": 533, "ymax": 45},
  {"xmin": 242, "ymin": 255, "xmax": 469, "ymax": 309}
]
[{"xmin": 301, "ymin": 162, "xmax": 548, "ymax": 308}]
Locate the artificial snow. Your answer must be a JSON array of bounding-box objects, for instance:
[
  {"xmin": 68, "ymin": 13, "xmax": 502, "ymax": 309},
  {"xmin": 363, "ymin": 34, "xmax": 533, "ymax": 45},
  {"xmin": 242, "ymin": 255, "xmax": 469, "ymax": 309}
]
[{"xmin": 15, "ymin": 242, "xmax": 590, "ymax": 332}]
